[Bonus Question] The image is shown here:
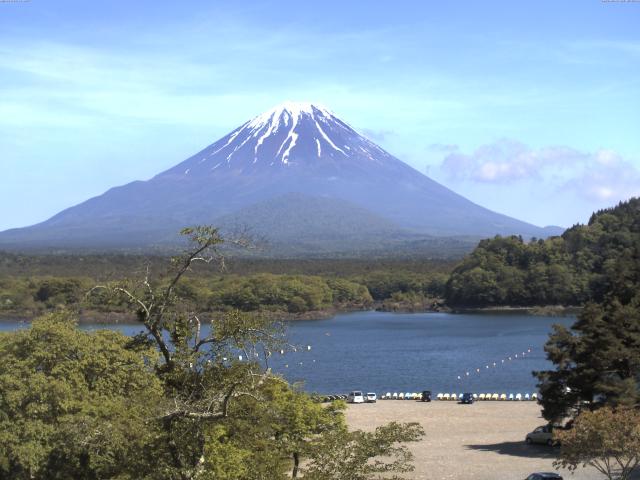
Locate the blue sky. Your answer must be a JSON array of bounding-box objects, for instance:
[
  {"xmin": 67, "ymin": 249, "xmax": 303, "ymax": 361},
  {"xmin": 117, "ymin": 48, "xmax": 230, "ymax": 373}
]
[{"xmin": 1, "ymin": 0, "xmax": 639, "ymax": 230}]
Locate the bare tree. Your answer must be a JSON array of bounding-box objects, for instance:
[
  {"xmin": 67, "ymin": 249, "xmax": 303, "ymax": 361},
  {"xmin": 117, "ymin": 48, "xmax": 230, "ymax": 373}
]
[
  {"xmin": 555, "ymin": 407, "xmax": 640, "ymax": 480},
  {"xmin": 89, "ymin": 226, "xmax": 286, "ymax": 479}
]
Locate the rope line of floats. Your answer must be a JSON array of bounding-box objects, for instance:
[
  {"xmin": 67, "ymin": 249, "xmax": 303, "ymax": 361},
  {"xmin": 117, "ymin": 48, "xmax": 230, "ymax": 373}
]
[{"xmin": 455, "ymin": 347, "xmax": 533, "ymax": 381}]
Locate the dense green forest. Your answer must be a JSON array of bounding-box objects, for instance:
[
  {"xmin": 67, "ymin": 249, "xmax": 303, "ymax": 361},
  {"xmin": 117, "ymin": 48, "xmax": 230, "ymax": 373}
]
[
  {"xmin": 445, "ymin": 198, "xmax": 640, "ymax": 307},
  {"xmin": 0, "ymin": 257, "xmax": 451, "ymax": 319}
]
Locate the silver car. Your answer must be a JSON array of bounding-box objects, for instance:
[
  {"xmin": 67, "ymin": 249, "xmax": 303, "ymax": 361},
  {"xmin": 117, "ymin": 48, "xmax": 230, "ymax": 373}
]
[{"xmin": 525, "ymin": 425, "xmax": 557, "ymax": 446}]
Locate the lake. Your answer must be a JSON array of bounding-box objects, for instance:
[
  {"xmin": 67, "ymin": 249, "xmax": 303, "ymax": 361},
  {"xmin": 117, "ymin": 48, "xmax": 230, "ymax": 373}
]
[{"xmin": 0, "ymin": 311, "xmax": 573, "ymax": 395}]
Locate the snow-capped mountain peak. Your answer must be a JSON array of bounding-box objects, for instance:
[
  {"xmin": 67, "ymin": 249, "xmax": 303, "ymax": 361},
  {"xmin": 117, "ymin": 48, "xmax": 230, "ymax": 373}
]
[
  {"xmin": 171, "ymin": 101, "xmax": 393, "ymax": 174},
  {"xmin": 245, "ymin": 101, "xmax": 335, "ymax": 131}
]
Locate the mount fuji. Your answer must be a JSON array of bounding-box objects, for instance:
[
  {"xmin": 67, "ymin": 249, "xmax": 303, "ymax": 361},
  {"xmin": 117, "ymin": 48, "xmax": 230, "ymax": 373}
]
[{"xmin": 0, "ymin": 102, "xmax": 562, "ymax": 253}]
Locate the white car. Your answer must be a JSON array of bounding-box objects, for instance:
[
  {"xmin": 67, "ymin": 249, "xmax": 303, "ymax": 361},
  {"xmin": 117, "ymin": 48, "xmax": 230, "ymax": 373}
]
[
  {"xmin": 347, "ymin": 391, "xmax": 365, "ymax": 403},
  {"xmin": 365, "ymin": 392, "xmax": 377, "ymax": 403}
]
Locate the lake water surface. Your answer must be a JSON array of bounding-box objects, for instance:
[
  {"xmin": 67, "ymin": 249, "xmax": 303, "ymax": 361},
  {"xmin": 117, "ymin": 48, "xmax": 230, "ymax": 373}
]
[{"xmin": 0, "ymin": 311, "xmax": 573, "ymax": 395}]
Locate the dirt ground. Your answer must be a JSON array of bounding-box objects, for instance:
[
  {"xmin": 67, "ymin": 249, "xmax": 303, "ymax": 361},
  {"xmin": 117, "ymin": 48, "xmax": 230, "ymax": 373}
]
[{"xmin": 345, "ymin": 401, "xmax": 602, "ymax": 480}]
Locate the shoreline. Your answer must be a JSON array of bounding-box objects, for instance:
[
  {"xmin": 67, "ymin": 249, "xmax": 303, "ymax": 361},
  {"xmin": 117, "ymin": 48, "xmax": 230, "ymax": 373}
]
[
  {"xmin": 451, "ymin": 305, "xmax": 582, "ymax": 316},
  {"xmin": 0, "ymin": 303, "xmax": 579, "ymax": 324}
]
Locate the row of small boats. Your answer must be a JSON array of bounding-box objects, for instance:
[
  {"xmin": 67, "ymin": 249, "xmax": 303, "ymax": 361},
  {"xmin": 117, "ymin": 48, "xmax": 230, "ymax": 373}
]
[{"xmin": 380, "ymin": 392, "xmax": 538, "ymax": 401}]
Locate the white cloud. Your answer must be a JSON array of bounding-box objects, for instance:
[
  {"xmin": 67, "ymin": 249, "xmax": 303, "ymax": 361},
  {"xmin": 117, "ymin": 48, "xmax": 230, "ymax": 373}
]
[
  {"xmin": 440, "ymin": 139, "xmax": 589, "ymax": 183},
  {"xmin": 566, "ymin": 151, "xmax": 640, "ymax": 201},
  {"xmin": 438, "ymin": 139, "xmax": 640, "ymax": 202}
]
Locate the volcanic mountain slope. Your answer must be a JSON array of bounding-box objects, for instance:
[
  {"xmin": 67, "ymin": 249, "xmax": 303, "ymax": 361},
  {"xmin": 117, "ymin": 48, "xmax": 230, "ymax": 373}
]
[{"xmin": 0, "ymin": 102, "xmax": 562, "ymax": 252}]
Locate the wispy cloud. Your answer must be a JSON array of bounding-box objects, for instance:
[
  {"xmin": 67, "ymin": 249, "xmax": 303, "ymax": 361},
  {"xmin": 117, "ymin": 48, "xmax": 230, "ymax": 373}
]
[
  {"xmin": 440, "ymin": 139, "xmax": 586, "ymax": 183},
  {"xmin": 566, "ymin": 149, "xmax": 640, "ymax": 201},
  {"xmin": 438, "ymin": 139, "xmax": 640, "ymax": 202}
]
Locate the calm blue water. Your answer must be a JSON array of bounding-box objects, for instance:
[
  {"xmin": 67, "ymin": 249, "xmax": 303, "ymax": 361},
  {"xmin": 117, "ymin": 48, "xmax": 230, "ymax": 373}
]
[{"xmin": 0, "ymin": 311, "xmax": 573, "ymax": 395}]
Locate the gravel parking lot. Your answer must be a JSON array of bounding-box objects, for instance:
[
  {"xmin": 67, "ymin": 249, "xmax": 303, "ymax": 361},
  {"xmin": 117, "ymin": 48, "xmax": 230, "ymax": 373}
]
[{"xmin": 345, "ymin": 401, "xmax": 603, "ymax": 480}]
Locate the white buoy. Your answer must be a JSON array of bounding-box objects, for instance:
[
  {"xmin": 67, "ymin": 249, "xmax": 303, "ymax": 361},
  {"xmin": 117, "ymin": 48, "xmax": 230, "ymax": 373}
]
[
  {"xmin": 307, "ymin": 345, "xmax": 311, "ymax": 351},
  {"xmin": 238, "ymin": 355, "xmax": 243, "ymax": 361}
]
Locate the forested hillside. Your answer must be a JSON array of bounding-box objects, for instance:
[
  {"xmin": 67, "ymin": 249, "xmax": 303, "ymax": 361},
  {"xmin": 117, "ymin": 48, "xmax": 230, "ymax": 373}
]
[{"xmin": 445, "ymin": 198, "xmax": 640, "ymax": 307}]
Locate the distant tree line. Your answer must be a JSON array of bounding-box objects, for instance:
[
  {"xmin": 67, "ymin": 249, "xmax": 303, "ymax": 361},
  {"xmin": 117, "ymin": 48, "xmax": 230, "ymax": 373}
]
[{"xmin": 0, "ymin": 269, "xmax": 448, "ymax": 319}]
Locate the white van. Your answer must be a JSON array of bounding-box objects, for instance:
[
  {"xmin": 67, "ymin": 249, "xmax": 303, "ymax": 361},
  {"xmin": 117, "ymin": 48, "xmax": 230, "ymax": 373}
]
[{"xmin": 347, "ymin": 391, "xmax": 365, "ymax": 403}]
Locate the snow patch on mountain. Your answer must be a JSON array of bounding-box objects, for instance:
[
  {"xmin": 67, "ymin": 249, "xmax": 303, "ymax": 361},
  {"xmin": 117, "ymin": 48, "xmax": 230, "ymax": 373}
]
[{"xmin": 185, "ymin": 101, "xmax": 377, "ymax": 170}]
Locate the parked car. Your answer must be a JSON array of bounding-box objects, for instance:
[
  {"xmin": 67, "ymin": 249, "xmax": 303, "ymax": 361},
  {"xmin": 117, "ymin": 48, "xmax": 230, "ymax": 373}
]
[
  {"xmin": 460, "ymin": 392, "xmax": 474, "ymax": 404},
  {"xmin": 347, "ymin": 391, "xmax": 365, "ymax": 403},
  {"xmin": 421, "ymin": 390, "xmax": 432, "ymax": 402},
  {"xmin": 525, "ymin": 425, "xmax": 558, "ymax": 446},
  {"xmin": 365, "ymin": 392, "xmax": 377, "ymax": 403},
  {"xmin": 524, "ymin": 473, "xmax": 563, "ymax": 480}
]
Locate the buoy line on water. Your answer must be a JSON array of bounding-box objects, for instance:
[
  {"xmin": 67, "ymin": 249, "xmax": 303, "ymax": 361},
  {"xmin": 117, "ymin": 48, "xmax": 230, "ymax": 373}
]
[{"xmin": 455, "ymin": 347, "xmax": 533, "ymax": 381}]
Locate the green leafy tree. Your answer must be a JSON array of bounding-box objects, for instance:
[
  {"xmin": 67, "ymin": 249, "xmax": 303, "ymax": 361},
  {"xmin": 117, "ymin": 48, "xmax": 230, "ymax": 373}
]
[
  {"xmin": 0, "ymin": 312, "xmax": 163, "ymax": 480},
  {"xmin": 555, "ymin": 407, "xmax": 640, "ymax": 480},
  {"xmin": 89, "ymin": 226, "xmax": 424, "ymax": 479},
  {"xmin": 535, "ymin": 293, "xmax": 640, "ymax": 422},
  {"xmin": 303, "ymin": 422, "xmax": 424, "ymax": 480}
]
